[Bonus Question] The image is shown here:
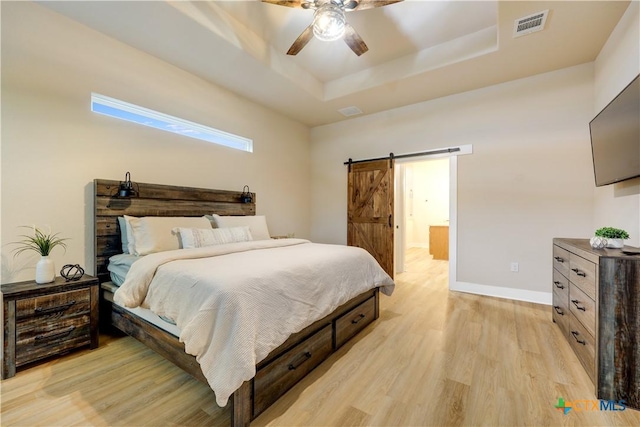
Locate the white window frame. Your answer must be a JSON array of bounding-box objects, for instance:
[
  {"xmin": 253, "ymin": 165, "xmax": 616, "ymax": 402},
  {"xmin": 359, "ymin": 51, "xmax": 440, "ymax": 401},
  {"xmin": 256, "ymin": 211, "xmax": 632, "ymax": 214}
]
[{"xmin": 91, "ymin": 93, "xmax": 253, "ymax": 152}]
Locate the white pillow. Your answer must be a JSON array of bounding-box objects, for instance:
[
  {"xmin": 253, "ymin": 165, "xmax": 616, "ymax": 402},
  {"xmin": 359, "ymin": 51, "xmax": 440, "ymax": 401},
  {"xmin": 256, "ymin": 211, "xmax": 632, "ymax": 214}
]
[
  {"xmin": 208, "ymin": 214, "xmax": 271, "ymax": 241},
  {"xmin": 127, "ymin": 216, "xmax": 212, "ymax": 255},
  {"xmin": 174, "ymin": 226, "xmax": 253, "ymax": 249},
  {"xmin": 122, "ymin": 215, "xmax": 138, "ymax": 254}
]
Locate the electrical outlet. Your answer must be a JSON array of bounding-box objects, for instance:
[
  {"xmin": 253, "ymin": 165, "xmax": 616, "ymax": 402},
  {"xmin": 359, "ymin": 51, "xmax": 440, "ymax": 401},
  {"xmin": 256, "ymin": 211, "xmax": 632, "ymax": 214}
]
[{"xmin": 510, "ymin": 262, "xmax": 519, "ymax": 272}]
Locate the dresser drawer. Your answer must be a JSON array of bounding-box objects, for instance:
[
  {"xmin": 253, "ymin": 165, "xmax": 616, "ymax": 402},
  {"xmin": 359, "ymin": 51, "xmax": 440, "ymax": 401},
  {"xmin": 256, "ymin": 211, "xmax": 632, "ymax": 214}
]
[
  {"xmin": 253, "ymin": 324, "xmax": 332, "ymax": 417},
  {"xmin": 569, "ymin": 313, "xmax": 595, "ymax": 385},
  {"xmin": 15, "ymin": 315, "xmax": 91, "ymax": 367},
  {"xmin": 335, "ymin": 296, "xmax": 376, "ymax": 348},
  {"xmin": 569, "ymin": 284, "xmax": 596, "ymax": 337},
  {"xmin": 552, "ymin": 288, "xmax": 570, "ymax": 339},
  {"xmin": 16, "ymin": 288, "xmax": 90, "ymax": 321},
  {"xmin": 569, "ymin": 254, "xmax": 596, "ymax": 300},
  {"xmin": 553, "ymin": 245, "xmax": 570, "ymax": 278},
  {"xmin": 552, "ymin": 269, "xmax": 569, "ymax": 302}
]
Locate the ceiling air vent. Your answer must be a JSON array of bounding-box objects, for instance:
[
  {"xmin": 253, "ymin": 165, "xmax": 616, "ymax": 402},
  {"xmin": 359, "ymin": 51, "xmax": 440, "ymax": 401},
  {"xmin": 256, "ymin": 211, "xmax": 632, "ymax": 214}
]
[
  {"xmin": 338, "ymin": 106, "xmax": 363, "ymax": 117},
  {"xmin": 513, "ymin": 9, "xmax": 549, "ymax": 38}
]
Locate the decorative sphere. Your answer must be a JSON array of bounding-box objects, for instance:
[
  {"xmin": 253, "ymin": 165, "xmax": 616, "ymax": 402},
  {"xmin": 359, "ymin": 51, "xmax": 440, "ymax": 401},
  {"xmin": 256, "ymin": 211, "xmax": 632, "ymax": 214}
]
[
  {"xmin": 61, "ymin": 264, "xmax": 85, "ymax": 281},
  {"xmin": 590, "ymin": 236, "xmax": 607, "ymax": 249}
]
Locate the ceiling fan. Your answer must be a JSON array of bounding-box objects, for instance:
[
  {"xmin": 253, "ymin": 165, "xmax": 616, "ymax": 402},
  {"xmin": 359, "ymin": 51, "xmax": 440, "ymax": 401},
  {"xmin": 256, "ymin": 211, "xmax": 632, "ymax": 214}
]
[{"xmin": 262, "ymin": 0, "xmax": 403, "ymax": 56}]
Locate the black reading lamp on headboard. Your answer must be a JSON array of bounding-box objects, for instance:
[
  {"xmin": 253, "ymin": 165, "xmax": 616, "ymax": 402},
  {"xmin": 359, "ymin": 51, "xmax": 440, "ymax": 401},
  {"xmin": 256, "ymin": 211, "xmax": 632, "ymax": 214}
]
[
  {"xmin": 118, "ymin": 171, "xmax": 138, "ymax": 198},
  {"xmin": 241, "ymin": 185, "xmax": 253, "ymax": 203}
]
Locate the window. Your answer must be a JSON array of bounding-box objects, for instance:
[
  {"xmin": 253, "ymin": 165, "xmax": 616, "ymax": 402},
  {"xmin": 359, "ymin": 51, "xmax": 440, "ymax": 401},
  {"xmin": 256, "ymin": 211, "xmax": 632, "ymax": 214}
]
[{"xmin": 91, "ymin": 93, "xmax": 253, "ymax": 152}]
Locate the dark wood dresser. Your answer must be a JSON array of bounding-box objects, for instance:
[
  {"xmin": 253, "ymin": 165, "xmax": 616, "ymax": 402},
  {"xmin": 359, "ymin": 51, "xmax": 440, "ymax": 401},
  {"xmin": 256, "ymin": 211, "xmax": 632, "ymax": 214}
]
[
  {"xmin": 1, "ymin": 275, "xmax": 99, "ymax": 379},
  {"xmin": 552, "ymin": 238, "xmax": 639, "ymax": 410}
]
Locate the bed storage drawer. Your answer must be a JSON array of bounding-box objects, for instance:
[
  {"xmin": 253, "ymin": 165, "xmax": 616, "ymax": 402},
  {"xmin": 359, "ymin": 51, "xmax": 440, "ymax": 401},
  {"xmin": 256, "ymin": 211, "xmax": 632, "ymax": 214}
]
[
  {"xmin": 334, "ymin": 296, "xmax": 376, "ymax": 348},
  {"xmin": 253, "ymin": 323, "xmax": 333, "ymax": 417}
]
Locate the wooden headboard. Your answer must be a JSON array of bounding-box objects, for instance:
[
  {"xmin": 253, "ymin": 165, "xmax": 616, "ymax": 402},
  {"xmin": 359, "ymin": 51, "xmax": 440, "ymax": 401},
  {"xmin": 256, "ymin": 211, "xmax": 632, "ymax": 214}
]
[{"xmin": 94, "ymin": 179, "xmax": 255, "ymax": 284}]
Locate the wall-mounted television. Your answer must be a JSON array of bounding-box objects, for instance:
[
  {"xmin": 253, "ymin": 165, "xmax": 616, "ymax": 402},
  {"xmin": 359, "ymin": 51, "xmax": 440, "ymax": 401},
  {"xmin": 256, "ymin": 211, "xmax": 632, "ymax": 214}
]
[{"xmin": 589, "ymin": 74, "xmax": 640, "ymax": 187}]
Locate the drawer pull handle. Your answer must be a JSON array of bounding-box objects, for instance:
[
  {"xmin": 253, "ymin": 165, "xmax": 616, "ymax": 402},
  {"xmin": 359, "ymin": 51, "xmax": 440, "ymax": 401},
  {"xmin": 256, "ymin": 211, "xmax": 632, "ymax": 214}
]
[
  {"xmin": 571, "ymin": 268, "xmax": 586, "ymax": 277},
  {"xmin": 554, "ymin": 256, "xmax": 564, "ymax": 263},
  {"xmin": 34, "ymin": 300, "xmax": 76, "ymax": 315},
  {"xmin": 553, "ymin": 306, "xmax": 564, "ymax": 316},
  {"xmin": 288, "ymin": 352, "xmax": 312, "ymax": 371},
  {"xmin": 571, "ymin": 330, "xmax": 586, "ymax": 345},
  {"xmin": 571, "ymin": 299, "xmax": 586, "ymax": 311},
  {"xmin": 553, "ymin": 281, "xmax": 565, "ymax": 289},
  {"xmin": 351, "ymin": 314, "xmax": 366, "ymax": 324},
  {"xmin": 34, "ymin": 326, "xmax": 76, "ymax": 344}
]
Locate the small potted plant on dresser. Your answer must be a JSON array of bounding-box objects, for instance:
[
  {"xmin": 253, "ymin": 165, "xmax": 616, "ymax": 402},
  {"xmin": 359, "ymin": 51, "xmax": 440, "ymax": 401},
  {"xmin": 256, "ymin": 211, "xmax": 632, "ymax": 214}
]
[{"xmin": 591, "ymin": 227, "xmax": 630, "ymax": 249}]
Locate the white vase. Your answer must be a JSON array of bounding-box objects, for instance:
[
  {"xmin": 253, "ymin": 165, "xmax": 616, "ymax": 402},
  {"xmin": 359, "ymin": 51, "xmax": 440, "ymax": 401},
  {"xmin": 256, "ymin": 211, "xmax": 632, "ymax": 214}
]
[
  {"xmin": 605, "ymin": 238, "xmax": 624, "ymax": 249},
  {"xmin": 35, "ymin": 256, "xmax": 55, "ymax": 284}
]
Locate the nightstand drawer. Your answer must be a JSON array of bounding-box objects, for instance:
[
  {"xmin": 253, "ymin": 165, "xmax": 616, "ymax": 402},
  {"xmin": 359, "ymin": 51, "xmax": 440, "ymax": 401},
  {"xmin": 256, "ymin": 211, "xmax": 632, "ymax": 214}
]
[
  {"xmin": 15, "ymin": 315, "xmax": 91, "ymax": 367},
  {"xmin": 16, "ymin": 288, "xmax": 90, "ymax": 321}
]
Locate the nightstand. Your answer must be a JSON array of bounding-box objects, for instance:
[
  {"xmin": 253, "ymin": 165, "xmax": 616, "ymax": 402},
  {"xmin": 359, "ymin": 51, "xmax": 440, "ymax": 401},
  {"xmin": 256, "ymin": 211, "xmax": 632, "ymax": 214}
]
[{"xmin": 1, "ymin": 275, "xmax": 99, "ymax": 379}]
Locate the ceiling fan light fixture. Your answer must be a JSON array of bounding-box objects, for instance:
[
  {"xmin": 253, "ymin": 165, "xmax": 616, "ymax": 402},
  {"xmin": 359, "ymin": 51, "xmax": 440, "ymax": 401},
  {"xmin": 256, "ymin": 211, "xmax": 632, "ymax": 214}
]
[{"xmin": 313, "ymin": 4, "xmax": 346, "ymax": 42}]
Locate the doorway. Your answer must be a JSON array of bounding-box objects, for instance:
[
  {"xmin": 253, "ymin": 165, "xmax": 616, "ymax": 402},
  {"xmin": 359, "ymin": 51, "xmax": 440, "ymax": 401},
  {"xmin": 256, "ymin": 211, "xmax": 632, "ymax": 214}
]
[{"xmin": 395, "ymin": 158, "xmax": 450, "ymax": 274}]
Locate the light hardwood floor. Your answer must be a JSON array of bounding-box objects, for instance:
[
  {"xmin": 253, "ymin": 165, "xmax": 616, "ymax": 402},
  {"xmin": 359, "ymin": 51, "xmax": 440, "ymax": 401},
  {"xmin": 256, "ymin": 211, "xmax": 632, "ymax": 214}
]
[{"xmin": 2, "ymin": 248, "xmax": 639, "ymax": 426}]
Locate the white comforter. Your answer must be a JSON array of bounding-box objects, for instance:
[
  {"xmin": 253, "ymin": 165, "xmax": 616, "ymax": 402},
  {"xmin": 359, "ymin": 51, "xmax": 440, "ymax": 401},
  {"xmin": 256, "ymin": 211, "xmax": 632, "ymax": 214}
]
[{"xmin": 113, "ymin": 239, "xmax": 394, "ymax": 407}]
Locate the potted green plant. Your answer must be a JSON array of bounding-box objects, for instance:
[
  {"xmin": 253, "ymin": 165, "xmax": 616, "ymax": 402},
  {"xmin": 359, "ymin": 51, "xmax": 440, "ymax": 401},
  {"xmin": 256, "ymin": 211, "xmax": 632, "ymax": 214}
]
[
  {"xmin": 594, "ymin": 227, "xmax": 629, "ymax": 249},
  {"xmin": 12, "ymin": 226, "xmax": 68, "ymax": 284}
]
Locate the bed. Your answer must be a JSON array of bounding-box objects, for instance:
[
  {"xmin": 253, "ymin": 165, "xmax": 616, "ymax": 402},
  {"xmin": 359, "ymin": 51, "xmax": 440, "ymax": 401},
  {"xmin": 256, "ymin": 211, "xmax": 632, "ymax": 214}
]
[{"xmin": 94, "ymin": 179, "xmax": 394, "ymax": 426}]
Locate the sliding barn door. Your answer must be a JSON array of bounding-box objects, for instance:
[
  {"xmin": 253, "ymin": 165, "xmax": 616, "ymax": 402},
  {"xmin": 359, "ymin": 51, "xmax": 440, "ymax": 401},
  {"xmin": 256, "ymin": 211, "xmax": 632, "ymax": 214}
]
[{"xmin": 347, "ymin": 159, "xmax": 394, "ymax": 277}]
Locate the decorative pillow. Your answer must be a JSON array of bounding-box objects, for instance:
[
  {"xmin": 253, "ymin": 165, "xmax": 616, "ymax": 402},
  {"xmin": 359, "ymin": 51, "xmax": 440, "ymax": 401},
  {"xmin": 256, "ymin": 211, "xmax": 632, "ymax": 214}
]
[
  {"xmin": 207, "ymin": 214, "xmax": 271, "ymax": 241},
  {"xmin": 127, "ymin": 216, "xmax": 212, "ymax": 255},
  {"xmin": 174, "ymin": 226, "xmax": 253, "ymax": 249}
]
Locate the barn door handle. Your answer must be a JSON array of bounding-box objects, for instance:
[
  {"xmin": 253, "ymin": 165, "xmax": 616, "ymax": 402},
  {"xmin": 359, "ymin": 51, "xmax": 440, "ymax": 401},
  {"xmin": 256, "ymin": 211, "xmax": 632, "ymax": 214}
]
[{"xmin": 388, "ymin": 215, "xmax": 392, "ymax": 227}]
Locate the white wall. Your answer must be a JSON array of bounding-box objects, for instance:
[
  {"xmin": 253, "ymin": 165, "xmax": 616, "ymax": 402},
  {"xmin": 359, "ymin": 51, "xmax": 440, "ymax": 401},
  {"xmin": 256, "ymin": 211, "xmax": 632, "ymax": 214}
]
[
  {"xmin": 311, "ymin": 64, "xmax": 596, "ymax": 301},
  {"xmin": 404, "ymin": 160, "xmax": 449, "ymax": 248},
  {"xmin": 0, "ymin": 2, "xmax": 311, "ymax": 283},
  {"xmin": 593, "ymin": 1, "xmax": 640, "ymax": 246}
]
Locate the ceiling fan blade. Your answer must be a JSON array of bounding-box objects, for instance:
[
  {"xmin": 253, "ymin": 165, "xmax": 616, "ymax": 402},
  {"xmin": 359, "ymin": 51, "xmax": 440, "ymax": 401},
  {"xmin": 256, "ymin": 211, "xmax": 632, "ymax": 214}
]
[
  {"xmin": 261, "ymin": 0, "xmax": 314, "ymax": 9},
  {"xmin": 347, "ymin": 0, "xmax": 403, "ymax": 11},
  {"xmin": 343, "ymin": 23, "xmax": 368, "ymax": 56},
  {"xmin": 287, "ymin": 24, "xmax": 315, "ymax": 55}
]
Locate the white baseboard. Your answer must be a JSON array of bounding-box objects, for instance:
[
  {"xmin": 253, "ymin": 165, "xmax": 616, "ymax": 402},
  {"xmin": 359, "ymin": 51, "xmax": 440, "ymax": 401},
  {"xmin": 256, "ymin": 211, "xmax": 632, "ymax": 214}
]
[{"xmin": 449, "ymin": 281, "xmax": 552, "ymax": 305}]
